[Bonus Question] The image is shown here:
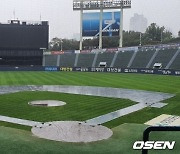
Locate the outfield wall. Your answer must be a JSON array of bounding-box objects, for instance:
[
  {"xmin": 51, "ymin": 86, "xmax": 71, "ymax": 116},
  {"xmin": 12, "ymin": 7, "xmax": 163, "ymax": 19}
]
[
  {"xmin": 0, "ymin": 66, "xmax": 180, "ymax": 76},
  {"xmin": 73, "ymin": 67, "xmax": 180, "ymax": 76}
]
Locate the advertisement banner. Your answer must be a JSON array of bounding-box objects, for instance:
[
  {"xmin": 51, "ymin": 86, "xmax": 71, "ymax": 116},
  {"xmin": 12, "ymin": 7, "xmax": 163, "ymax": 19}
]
[
  {"xmin": 80, "ymin": 50, "xmax": 92, "ymax": 53},
  {"xmin": 0, "ymin": 66, "xmax": 179, "ymax": 76},
  {"xmin": 51, "ymin": 51, "xmax": 64, "ymax": 55},
  {"xmin": 72, "ymin": 67, "xmax": 180, "ymax": 76},
  {"xmin": 106, "ymin": 48, "xmax": 118, "ymax": 52},
  {"xmin": 60, "ymin": 67, "xmax": 73, "ymax": 72},
  {"xmin": 83, "ymin": 12, "xmax": 120, "ymax": 37},
  {"xmin": 45, "ymin": 67, "xmax": 58, "ymax": 71}
]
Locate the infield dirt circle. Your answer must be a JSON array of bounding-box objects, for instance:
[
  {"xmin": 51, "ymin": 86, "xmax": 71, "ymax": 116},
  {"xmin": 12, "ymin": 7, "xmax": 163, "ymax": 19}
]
[{"xmin": 32, "ymin": 121, "xmax": 113, "ymax": 143}]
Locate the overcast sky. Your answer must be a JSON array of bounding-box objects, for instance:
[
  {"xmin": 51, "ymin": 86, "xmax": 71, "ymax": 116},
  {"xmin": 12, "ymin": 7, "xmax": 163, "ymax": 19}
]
[{"xmin": 0, "ymin": 0, "xmax": 179, "ymax": 40}]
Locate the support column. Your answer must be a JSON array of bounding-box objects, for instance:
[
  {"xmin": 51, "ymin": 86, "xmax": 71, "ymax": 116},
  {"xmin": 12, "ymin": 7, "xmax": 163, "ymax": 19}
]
[
  {"xmin": 119, "ymin": 8, "xmax": 123, "ymax": 48},
  {"xmin": 79, "ymin": 1, "xmax": 83, "ymax": 51},
  {"xmin": 139, "ymin": 32, "xmax": 142, "ymax": 46},
  {"xmin": 99, "ymin": 0, "xmax": 103, "ymax": 49}
]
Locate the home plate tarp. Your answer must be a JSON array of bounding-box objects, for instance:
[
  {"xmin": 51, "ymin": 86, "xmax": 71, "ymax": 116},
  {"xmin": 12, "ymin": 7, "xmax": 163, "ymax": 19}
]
[{"xmin": 32, "ymin": 121, "xmax": 113, "ymax": 143}]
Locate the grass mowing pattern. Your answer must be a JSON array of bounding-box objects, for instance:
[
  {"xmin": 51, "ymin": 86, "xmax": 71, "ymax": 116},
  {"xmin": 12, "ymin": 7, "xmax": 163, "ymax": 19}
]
[
  {"xmin": 0, "ymin": 124, "xmax": 147, "ymax": 154},
  {"xmin": 0, "ymin": 72, "xmax": 179, "ymax": 93},
  {"xmin": 0, "ymin": 72, "xmax": 179, "ymax": 128},
  {"xmin": 104, "ymin": 90, "xmax": 180, "ymax": 128},
  {"xmin": 0, "ymin": 124, "xmax": 179, "ymax": 154},
  {"xmin": 105, "ymin": 95, "xmax": 180, "ymax": 128},
  {"xmin": 0, "ymin": 91, "xmax": 135, "ymax": 130},
  {"xmin": 0, "ymin": 72, "xmax": 179, "ymax": 153}
]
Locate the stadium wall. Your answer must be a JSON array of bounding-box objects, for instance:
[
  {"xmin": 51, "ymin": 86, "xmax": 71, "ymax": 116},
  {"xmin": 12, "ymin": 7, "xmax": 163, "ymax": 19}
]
[{"xmin": 0, "ymin": 66, "xmax": 179, "ymax": 76}]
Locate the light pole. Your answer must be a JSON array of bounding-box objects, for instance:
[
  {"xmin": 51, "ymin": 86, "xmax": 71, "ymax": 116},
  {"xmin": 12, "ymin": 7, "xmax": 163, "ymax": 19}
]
[
  {"xmin": 60, "ymin": 39, "xmax": 63, "ymax": 51},
  {"xmin": 139, "ymin": 32, "xmax": 142, "ymax": 46},
  {"xmin": 99, "ymin": 0, "xmax": 103, "ymax": 49},
  {"xmin": 161, "ymin": 30, "xmax": 163, "ymax": 43},
  {"xmin": 119, "ymin": 6, "xmax": 123, "ymax": 47},
  {"xmin": 73, "ymin": 0, "xmax": 131, "ymax": 50},
  {"xmin": 79, "ymin": 0, "xmax": 83, "ymax": 50}
]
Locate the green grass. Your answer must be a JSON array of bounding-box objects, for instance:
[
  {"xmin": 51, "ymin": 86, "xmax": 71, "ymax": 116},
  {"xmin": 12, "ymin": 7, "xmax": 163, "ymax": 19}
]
[
  {"xmin": 0, "ymin": 124, "xmax": 179, "ymax": 154},
  {"xmin": 0, "ymin": 72, "xmax": 179, "ymax": 93},
  {"xmin": 0, "ymin": 72, "xmax": 179, "ymax": 128},
  {"xmin": 0, "ymin": 72, "xmax": 179, "ymax": 153},
  {"xmin": 105, "ymin": 94, "xmax": 180, "ymax": 128},
  {"xmin": 0, "ymin": 91, "xmax": 135, "ymax": 130}
]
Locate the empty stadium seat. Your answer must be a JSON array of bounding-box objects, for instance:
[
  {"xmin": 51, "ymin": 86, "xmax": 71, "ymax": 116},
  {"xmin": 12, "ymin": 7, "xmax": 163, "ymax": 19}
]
[
  {"xmin": 114, "ymin": 51, "xmax": 134, "ymax": 68},
  {"xmin": 59, "ymin": 54, "xmax": 76, "ymax": 67},
  {"xmin": 149, "ymin": 49, "xmax": 177, "ymax": 68},
  {"xmin": 44, "ymin": 55, "xmax": 57, "ymax": 66},
  {"xmin": 170, "ymin": 51, "xmax": 180, "ymax": 69},
  {"xmin": 77, "ymin": 53, "xmax": 95, "ymax": 67},
  {"xmin": 131, "ymin": 50, "xmax": 156, "ymax": 68},
  {"xmin": 95, "ymin": 52, "xmax": 115, "ymax": 67}
]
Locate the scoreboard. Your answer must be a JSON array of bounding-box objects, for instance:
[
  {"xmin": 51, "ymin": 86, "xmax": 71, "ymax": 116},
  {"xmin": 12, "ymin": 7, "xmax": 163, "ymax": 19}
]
[{"xmin": 0, "ymin": 20, "xmax": 49, "ymax": 50}]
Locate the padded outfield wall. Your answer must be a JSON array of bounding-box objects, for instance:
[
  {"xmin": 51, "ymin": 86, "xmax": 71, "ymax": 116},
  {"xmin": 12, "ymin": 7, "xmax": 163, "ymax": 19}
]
[{"xmin": 0, "ymin": 66, "xmax": 179, "ymax": 76}]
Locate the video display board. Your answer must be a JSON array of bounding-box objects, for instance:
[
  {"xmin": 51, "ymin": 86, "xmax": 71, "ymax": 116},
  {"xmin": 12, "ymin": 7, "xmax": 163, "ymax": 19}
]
[
  {"xmin": 83, "ymin": 12, "xmax": 120, "ymax": 37},
  {"xmin": 0, "ymin": 23, "xmax": 49, "ymax": 50}
]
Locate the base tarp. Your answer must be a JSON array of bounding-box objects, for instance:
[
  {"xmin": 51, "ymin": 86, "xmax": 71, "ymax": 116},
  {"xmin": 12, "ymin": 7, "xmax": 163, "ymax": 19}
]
[{"xmin": 145, "ymin": 114, "xmax": 180, "ymax": 126}]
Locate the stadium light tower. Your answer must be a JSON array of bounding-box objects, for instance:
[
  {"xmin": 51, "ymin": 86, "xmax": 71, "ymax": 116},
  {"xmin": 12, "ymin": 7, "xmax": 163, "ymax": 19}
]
[
  {"xmin": 60, "ymin": 39, "xmax": 63, "ymax": 51},
  {"xmin": 73, "ymin": 0, "xmax": 131, "ymax": 50}
]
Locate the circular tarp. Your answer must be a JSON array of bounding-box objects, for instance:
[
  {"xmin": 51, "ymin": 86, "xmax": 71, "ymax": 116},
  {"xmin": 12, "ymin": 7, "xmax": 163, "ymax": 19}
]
[{"xmin": 32, "ymin": 121, "xmax": 113, "ymax": 143}]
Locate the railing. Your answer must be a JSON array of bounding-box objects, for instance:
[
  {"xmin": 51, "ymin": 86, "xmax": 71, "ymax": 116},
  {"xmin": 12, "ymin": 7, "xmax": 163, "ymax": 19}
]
[{"xmin": 142, "ymin": 126, "xmax": 180, "ymax": 154}]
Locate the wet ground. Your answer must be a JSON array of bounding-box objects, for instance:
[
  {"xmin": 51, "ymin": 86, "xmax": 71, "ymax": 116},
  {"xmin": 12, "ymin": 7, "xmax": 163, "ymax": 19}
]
[
  {"xmin": 0, "ymin": 85, "xmax": 175, "ymax": 125},
  {"xmin": 32, "ymin": 121, "xmax": 113, "ymax": 143}
]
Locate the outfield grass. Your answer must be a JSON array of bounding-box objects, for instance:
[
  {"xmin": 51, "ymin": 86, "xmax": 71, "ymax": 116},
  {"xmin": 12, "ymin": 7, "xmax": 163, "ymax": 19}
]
[
  {"xmin": 0, "ymin": 72, "xmax": 179, "ymax": 93},
  {"xmin": 0, "ymin": 72, "xmax": 179, "ymax": 153}
]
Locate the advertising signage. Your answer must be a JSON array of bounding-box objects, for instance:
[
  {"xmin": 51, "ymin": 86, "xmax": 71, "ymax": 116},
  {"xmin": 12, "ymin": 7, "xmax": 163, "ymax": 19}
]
[{"xmin": 83, "ymin": 12, "xmax": 120, "ymax": 37}]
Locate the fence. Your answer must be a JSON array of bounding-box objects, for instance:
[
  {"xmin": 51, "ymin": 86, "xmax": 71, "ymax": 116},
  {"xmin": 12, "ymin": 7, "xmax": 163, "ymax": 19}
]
[{"xmin": 0, "ymin": 66, "xmax": 179, "ymax": 76}]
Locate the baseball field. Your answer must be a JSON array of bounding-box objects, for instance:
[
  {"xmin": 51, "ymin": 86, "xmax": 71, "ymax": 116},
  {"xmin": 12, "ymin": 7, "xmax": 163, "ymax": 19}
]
[{"xmin": 0, "ymin": 72, "xmax": 179, "ymax": 154}]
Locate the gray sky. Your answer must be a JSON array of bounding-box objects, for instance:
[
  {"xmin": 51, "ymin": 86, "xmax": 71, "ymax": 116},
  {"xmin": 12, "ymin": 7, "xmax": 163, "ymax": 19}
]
[{"xmin": 0, "ymin": 0, "xmax": 179, "ymax": 40}]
